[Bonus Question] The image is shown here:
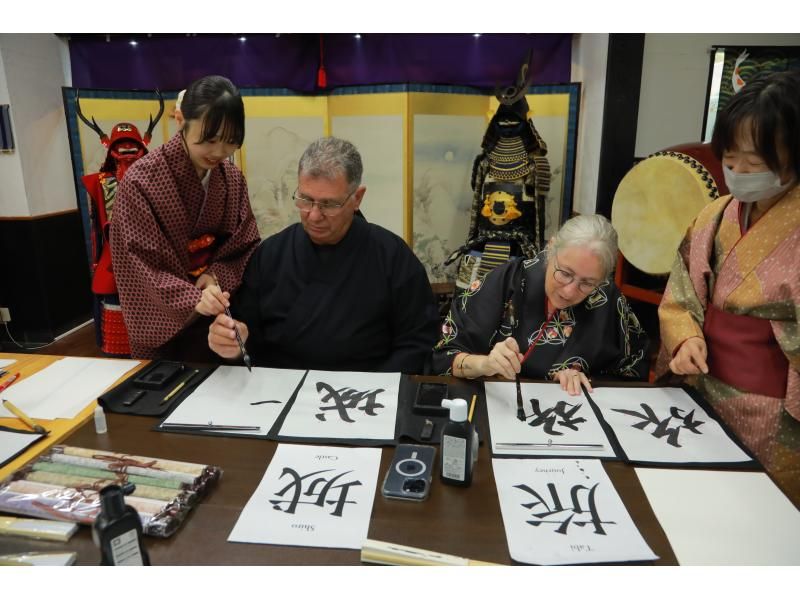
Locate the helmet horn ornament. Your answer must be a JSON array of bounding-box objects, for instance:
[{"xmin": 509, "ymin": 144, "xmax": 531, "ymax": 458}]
[
  {"xmin": 75, "ymin": 89, "xmax": 109, "ymax": 147},
  {"xmin": 143, "ymin": 90, "xmax": 165, "ymax": 145}
]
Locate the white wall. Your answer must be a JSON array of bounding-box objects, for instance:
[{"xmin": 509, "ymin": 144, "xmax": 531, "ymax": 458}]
[
  {"xmin": 570, "ymin": 33, "xmax": 608, "ymax": 215},
  {"xmin": 636, "ymin": 33, "xmax": 800, "ymax": 157},
  {"xmin": 0, "ymin": 40, "xmax": 29, "ymax": 217},
  {"xmin": 0, "ymin": 33, "xmax": 75, "ymax": 217}
]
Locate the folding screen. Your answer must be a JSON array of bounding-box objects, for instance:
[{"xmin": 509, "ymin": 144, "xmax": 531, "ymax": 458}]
[
  {"xmin": 410, "ymin": 89, "xmax": 487, "ymax": 282},
  {"xmin": 239, "ymin": 92, "xmax": 326, "ymax": 239},
  {"xmin": 329, "ymin": 90, "xmax": 405, "ymax": 239}
]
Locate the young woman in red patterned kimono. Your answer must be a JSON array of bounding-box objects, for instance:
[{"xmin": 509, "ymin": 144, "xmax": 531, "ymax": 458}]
[
  {"xmin": 110, "ymin": 75, "xmax": 260, "ymax": 359},
  {"xmin": 659, "ymin": 71, "xmax": 800, "ymax": 503}
]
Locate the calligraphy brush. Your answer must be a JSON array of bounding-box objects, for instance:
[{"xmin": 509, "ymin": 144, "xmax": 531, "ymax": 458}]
[
  {"xmin": 514, "ymin": 311, "xmax": 557, "ymax": 422},
  {"xmin": 0, "ymin": 372, "xmax": 20, "ymax": 394},
  {"xmin": 515, "ymin": 330, "xmax": 542, "ymax": 420},
  {"xmin": 211, "ymin": 273, "xmax": 252, "ymax": 372},
  {"xmin": 1, "ymin": 374, "xmax": 48, "ymax": 435},
  {"xmin": 515, "ymin": 375, "xmax": 525, "ymax": 421},
  {"xmin": 161, "ymin": 369, "xmax": 200, "ymax": 404}
]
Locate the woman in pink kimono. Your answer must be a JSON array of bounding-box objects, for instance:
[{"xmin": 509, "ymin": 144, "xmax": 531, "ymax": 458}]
[
  {"xmin": 110, "ymin": 75, "xmax": 260, "ymax": 359},
  {"xmin": 659, "ymin": 71, "xmax": 800, "ymax": 502}
]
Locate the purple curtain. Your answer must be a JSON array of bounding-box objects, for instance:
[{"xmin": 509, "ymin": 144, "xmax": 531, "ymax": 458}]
[
  {"xmin": 323, "ymin": 34, "xmax": 571, "ymax": 88},
  {"xmin": 68, "ymin": 33, "xmax": 572, "ymax": 92}
]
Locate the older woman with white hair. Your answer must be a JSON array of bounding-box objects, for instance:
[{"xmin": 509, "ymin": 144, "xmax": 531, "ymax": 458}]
[{"xmin": 432, "ymin": 214, "xmax": 649, "ymax": 394}]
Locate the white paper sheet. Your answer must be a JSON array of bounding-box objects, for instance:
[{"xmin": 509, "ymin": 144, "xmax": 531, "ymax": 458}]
[
  {"xmin": 485, "ymin": 382, "xmax": 616, "ymax": 457},
  {"xmin": 0, "ymin": 359, "xmax": 16, "ymax": 369},
  {"xmin": 493, "ymin": 458, "xmax": 658, "ymax": 565},
  {"xmin": 0, "ymin": 357, "xmax": 140, "ymax": 419},
  {"xmin": 636, "ymin": 468, "xmax": 800, "ymax": 565},
  {"xmin": 161, "ymin": 366, "xmax": 306, "ymax": 436},
  {"xmin": 590, "ymin": 387, "xmax": 752, "ymax": 463},
  {"xmin": 228, "ymin": 444, "xmax": 381, "ymax": 549},
  {"xmin": 0, "ymin": 428, "xmax": 44, "ymax": 466},
  {"xmin": 278, "ymin": 370, "xmax": 400, "ymax": 441}
]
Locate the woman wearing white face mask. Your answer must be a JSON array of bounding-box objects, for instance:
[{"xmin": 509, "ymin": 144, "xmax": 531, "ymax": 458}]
[{"xmin": 659, "ymin": 70, "xmax": 800, "ymax": 502}]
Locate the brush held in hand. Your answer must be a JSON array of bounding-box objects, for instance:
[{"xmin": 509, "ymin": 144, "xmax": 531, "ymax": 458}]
[{"xmin": 211, "ymin": 273, "xmax": 252, "ymax": 372}]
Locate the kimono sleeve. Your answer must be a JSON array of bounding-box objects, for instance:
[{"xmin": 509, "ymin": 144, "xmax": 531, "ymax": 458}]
[
  {"xmin": 376, "ymin": 244, "xmax": 440, "ymax": 374},
  {"xmin": 206, "ymin": 172, "xmax": 261, "ymax": 293},
  {"xmin": 658, "ymin": 231, "xmax": 706, "ymax": 356},
  {"xmin": 110, "ymin": 174, "xmax": 202, "ymax": 357},
  {"xmin": 430, "ymin": 261, "xmax": 515, "ymax": 375}
]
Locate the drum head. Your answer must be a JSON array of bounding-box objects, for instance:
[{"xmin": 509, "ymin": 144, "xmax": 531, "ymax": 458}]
[{"xmin": 612, "ymin": 150, "xmax": 722, "ymax": 275}]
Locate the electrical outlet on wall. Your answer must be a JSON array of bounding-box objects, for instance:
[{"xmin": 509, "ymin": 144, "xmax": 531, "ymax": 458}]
[{"xmin": 0, "ymin": 307, "xmax": 10, "ymax": 323}]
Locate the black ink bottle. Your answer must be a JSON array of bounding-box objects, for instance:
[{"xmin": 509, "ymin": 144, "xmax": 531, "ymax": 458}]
[
  {"xmin": 440, "ymin": 398, "xmax": 475, "ymax": 487},
  {"xmin": 92, "ymin": 483, "xmax": 150, "ymax": 566}
]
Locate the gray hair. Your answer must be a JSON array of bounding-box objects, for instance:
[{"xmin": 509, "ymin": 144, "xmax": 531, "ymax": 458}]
[
  {"xmin": 546, "ymin": 214, "xmax": 618, "ymax": 280},
  {"xmin": 298, "ymin": 137, "xmax": 363, "ymax": 189}
]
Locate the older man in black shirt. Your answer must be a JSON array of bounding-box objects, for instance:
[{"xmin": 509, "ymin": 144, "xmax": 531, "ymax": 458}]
[{"xmin": 208, "ymin": 137, "xmax": 439, "ymax": 373}]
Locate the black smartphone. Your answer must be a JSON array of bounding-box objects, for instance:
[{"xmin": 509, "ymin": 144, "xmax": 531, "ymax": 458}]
[
  {"xmin": 382, "ymin": 444, "xmax": 436, "ymax": 501},
  {"xmin": 413, "ymin": 382, "xmax": 449, "ymax": 417}
]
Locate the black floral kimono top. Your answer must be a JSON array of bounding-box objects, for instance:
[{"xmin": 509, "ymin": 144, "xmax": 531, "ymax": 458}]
[{"xmin": 432, "ymin": 254, "xmax": 649, "ymax": 380}]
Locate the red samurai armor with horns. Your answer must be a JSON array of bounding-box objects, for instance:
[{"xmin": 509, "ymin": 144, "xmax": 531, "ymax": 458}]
[{"xmin": 77, "ymin": 91, "xmax": 164, "ymax": 355}]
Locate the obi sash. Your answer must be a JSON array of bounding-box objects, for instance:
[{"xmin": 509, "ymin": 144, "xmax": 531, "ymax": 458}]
[
  {"xmin": 188, "ymin": 234, "xmax": 216, "ymax": 279},
  {"xmin": 704, "ymin": 302, "xmax": 789, "ymax": 398}
]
